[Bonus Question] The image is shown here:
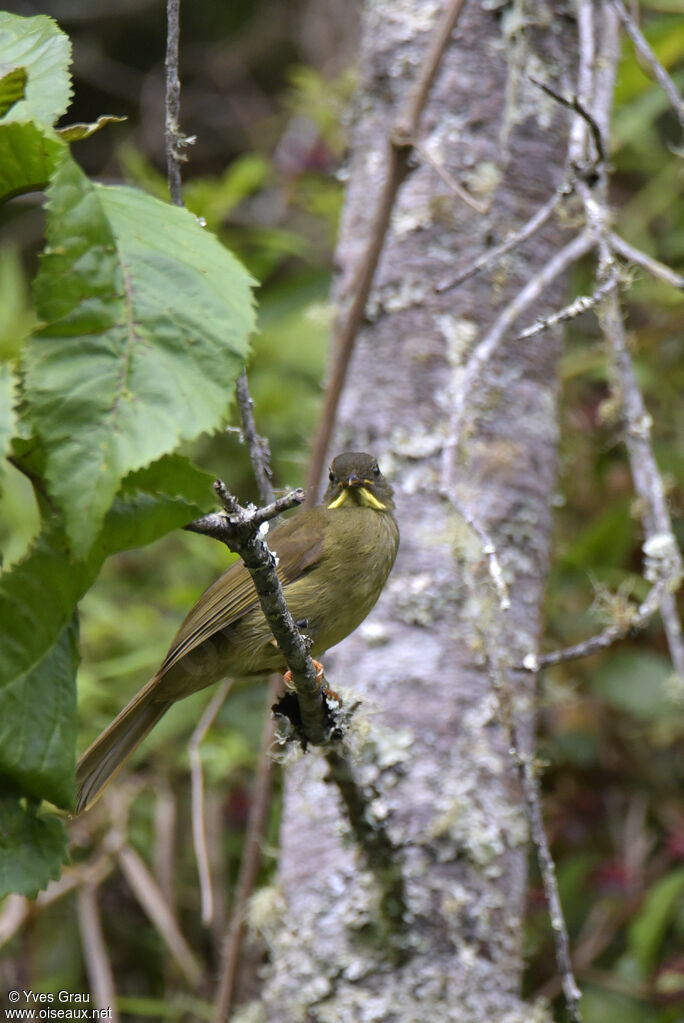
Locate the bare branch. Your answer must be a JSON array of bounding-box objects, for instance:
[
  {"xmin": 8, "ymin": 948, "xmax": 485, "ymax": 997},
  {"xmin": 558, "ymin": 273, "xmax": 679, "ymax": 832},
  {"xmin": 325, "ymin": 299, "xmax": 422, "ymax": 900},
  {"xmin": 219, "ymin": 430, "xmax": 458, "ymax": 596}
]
[
  {"xmin": 76, "ymin": 886, "xmax": 120, "ymax": 1022},
  {"xmin": 235, "ymin": 371, "xmax": 275, "ymax": 505},
  {"xmin": 525, "ymin": 581, "xmax": 667, "ymax": 670},
  {"xmin": 307, "ymin": 0, "xmax": 470, "ymax": 499},
  {"xmin": 436, "ymin": 180, "xmax": 573, "ymax": 294},
  {"xmin": 517, "ymin": 753, "xmax": 582, "ymax": 1023},
  {"xmin": 165, "ymin": 0, "xmax": 186, "ymax": 205},
  {"xmin": 515, "ymin": 275, "xmax": 617, "ymax": 342},
  {"xmin": 530, "ymin": 76, "xmax": 605, "ymax": 167},
  {"xmin": 570, "ymin": 0, "xmax": 684, "ymax": 691},
  {"xmin": 442, "ymin": 230, "xmax": 593, "ymax": 486},
  {"xmin": 190, "ymin": 681, "xmax": 232, "ymax": 925},
  {"xmin": 214, "ymin": 678, "xmax": 279, "ymax": 1023},
  {"xmin": 608, "ymin": 0, "xmax": 684, "ymax": 132},
  {"xmin": 482, "ymin": 643, "xmax": 581, "ymax": 1022},
  {"xmin": 609, "ymin": 232, "xmax": 684, "ymax": 291}
]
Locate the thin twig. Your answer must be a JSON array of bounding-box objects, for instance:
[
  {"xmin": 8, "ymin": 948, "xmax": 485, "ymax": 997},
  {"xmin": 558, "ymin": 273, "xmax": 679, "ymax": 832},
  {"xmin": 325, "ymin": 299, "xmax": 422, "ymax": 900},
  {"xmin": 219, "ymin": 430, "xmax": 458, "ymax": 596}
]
[
  {"xmin": 213, "ymin": 677, "xmax": 279, "ymax": 1023},
  {"xmin": 76, "ymin": 885, "xmax": 120, "ymax": 1022},
  {"xmin": 153, "ymin": 782, "xmax": 177, "ymax": 909},
  {"xmin": 442, "ymin": 230, "xmax": 593, "ymax": 486},
  {"xmin": 530, "ymin": 76, "xmax": 605, "ymax": 167},
  {"xmin": 609, "ymin": 232, "xmax": 684, "ymax": 291},
  {"xmin": 441, "ymin": 486, "xmax": 510, "ymax": 611},
  {"xmin": 413, "ymin": 140, "xmax": 488, "ymax": 213},
  {"xmin": 235, "ymin": 371, "xmax": 275, "ymax": 505},
  {"xmin": 608, "ymin": 0, "xmax": 684, "ymax": 132},
  {"xmin": 115, "ymin": 841, "xmax": 204, "ymax": 987},
  {"xmin": 165, "ymin": 0, "xmax": 184, "ymax": 206},
  {"xmin": 436, "ymin": 180, "xmax": 573, "ymax": 293},
  {"xmin": 517, "ymin": 754, "xmax": 582, "ymax": 1022},
  {"xmin": 483, "ymin": 644, "xmax": 581, "ymax": 1021},
  {"xmin": 190, "ymin": 681, "xmax": 233, "ymax": 925},
  {"xmin": 525, "ymin": 581, "xmax": 666, "ymax": 670},
  {"xmin": 515, "ymin": 275, "xmax": 617, "ymax": 342},
  {"xmin": 307, "ymin": 0, "xmax": 470, "ymax": 499}
]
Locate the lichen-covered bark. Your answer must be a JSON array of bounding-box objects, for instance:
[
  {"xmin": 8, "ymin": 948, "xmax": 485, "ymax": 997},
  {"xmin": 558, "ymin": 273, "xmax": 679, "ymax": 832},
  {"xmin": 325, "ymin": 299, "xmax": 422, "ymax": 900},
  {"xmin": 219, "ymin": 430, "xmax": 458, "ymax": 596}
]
[{"xmin": 261, "ymin": 2, "xmax": 575, "ymax": 1020}]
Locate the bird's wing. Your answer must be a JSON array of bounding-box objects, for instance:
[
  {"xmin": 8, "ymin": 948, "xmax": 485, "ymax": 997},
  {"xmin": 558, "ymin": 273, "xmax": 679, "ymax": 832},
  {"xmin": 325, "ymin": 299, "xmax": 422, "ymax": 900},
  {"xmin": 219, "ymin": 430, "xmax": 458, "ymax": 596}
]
[{"xmin": 159, "ymin": 510, "xmax": 326, "ymax": 674}]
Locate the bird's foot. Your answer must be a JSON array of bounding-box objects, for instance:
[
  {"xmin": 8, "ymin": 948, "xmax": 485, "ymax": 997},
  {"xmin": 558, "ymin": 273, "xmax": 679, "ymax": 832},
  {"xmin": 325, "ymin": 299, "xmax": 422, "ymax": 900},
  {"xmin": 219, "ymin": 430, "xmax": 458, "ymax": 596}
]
[{"xmin": 283, "ymin": 659, "xmax": 324, "ymax": 690}]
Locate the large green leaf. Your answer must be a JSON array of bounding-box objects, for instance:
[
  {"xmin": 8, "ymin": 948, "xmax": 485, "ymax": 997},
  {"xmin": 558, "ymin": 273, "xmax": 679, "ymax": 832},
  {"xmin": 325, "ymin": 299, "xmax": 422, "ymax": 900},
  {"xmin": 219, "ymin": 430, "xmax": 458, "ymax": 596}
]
[
  {"xmin": 0, "ymin": 453, "xmax": 213, "ymax": 809},
  {"xmin": 0, "ymin": 13, "xmax": 71, "ymax": 127},
  {"xmin": 0, "ymin": 795, "xmax": 69, "ymax": 898},
  {"xmin": 24, "ymin": 153, "xmax": 255, "ymax": 556},
  {"xmin": 0, "ymin": 121, "xmax": 63, "ymax": 202}
]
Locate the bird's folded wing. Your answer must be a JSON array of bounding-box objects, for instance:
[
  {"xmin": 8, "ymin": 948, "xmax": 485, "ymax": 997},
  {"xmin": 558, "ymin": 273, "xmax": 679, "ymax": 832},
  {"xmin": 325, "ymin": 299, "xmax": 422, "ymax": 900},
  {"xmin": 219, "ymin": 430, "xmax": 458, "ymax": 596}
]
[{"xmin": 158, "ymin": 511, "xmax": 326, "ymax": 674}]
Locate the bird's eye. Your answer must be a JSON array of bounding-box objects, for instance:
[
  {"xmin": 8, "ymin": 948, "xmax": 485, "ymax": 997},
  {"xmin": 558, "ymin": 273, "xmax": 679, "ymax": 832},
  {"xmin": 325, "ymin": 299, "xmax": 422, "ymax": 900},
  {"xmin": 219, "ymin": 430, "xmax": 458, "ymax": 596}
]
[
  {"xmin": 329, "ymin": 470, "xmax": 335, "ymax": 482},
  {"xmin": 372, "ymin": 465, "xmax": 380, "ymax": 477}
]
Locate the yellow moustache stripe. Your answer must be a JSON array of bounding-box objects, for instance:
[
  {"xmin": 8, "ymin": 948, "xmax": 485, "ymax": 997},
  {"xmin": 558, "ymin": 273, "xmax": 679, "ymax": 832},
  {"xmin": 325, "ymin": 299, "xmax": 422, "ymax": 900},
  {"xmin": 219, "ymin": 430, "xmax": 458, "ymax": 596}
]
[
  {"xmin": 327, "ymin": 486, "xmax": 386, "ymax": 511},
  {"xmin": 327, "ymin": 489, "xmax": 349, "ymax": 509},
  {"xmin": 357, "ymin": 487, "xmax": 386, "ymax": 510}
]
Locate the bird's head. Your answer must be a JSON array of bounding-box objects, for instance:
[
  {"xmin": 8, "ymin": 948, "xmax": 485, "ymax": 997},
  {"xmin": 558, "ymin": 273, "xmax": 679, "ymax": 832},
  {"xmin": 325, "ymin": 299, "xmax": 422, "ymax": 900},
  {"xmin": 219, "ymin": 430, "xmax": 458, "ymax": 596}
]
[{"xmin": 324, "ymin": 452, "xmax": 395, "ymax": 512}]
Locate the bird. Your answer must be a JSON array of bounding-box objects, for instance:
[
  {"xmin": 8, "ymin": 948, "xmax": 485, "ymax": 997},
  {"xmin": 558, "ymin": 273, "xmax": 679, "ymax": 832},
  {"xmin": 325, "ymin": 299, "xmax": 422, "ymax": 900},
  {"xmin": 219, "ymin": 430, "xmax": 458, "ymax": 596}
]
[{"xmin": 76, "ymin": 451, "xmax": 399, "ymax": 812}]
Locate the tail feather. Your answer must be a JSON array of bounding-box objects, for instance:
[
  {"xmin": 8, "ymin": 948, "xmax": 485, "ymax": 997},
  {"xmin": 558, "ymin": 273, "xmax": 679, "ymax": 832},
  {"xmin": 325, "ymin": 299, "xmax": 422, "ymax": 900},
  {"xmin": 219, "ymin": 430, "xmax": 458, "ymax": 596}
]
[{"xmin": 76, "ymin": 685, "xmax": 171, "ymax": 814}]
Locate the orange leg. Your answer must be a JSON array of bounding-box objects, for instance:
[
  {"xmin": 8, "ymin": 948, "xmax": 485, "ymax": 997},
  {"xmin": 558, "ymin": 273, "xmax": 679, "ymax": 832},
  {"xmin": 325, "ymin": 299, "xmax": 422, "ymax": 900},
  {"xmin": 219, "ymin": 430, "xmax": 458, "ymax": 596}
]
[{"xmin": 283, "ymin": 659, "xmax": 325, "ymax": 689}]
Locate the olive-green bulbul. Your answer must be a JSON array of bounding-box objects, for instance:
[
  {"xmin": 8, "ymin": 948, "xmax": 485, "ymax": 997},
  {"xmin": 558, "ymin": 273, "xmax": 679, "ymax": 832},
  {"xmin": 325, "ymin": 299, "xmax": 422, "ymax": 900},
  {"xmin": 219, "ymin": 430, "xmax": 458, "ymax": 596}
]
[{"xmin": 76, "ymin": 452, "xmax": 399, "ymax": 812}]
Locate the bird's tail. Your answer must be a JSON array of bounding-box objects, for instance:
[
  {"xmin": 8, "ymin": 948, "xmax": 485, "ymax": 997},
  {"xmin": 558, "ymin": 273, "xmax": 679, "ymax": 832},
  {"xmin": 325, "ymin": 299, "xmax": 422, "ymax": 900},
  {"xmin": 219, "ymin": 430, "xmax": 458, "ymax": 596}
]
[{"xmin": 76, "ymin": 680, "xmax": 171, "ymax": 814}]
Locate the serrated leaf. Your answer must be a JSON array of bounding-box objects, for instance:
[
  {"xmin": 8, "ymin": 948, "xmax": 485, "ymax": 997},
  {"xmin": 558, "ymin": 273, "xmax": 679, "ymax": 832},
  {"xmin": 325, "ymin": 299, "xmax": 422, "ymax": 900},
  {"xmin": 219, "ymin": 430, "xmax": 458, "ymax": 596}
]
[
  {"xmin": 0, "ymin": 13, "xmax": 71, "ymax": 126},
  {"xmin": 0, "ymin": 65, "xmax": 26, "ymax": 117},
  {"xmin": 25, "ymin": 154, "xmax": 255, "ymax": 556},
  {"xmin": 57, "ymin": 114, "xmax": 127, "ymax": 142},
  {"xmin": 0, "ymin": 362, "xmax": 15, "ymax": 463},
  {"xmin": 0, "ymin": 795, "xmax": 69, "ymax": 898},
  {"xmin": 0, "ymin": 120, "xmax": 63, "ymax": 202}
]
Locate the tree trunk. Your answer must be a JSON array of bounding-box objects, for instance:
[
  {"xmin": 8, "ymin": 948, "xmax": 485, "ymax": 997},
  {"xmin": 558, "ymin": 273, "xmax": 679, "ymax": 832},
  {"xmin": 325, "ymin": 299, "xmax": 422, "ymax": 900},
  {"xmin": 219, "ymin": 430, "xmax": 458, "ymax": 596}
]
[{"xmin": 264, "ymin": 1, "xmax": 575, "ymax": 1019}]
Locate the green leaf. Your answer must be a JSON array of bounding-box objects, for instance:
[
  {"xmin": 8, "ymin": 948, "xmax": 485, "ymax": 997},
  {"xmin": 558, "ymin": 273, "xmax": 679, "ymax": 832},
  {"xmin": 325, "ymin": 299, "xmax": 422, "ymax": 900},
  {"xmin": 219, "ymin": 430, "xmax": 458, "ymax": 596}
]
[
  {"xmin": 56, "ymin": 114, "xmax": 127, "ymax": 142},
  {"xmin": 94, "ymin": 454, "xmax": 215, "ymax": 556},
  {"xmin": 25, "ymin": 153, "xmax": 255, "ymax": 556},
  {"xmin": 0, "ymin": 452, "xmax": 213, "ymax": 806},
  {"xmin": 0, "ymin": 524, "xmax": 85, "ymax": 808},
  {"xmin": 0, "ymin": 121, "xmax": 64, "ymax": 202},
  {"xmin": 0, "ymin": 795, "xmax": 69, "ymax": 898},
  {"xmin": 0, "ymin": 13, "xmax": 72, "ymax": 126},
  {"xmin": 0, "ymin": 65, "xmax": 26, "ymax": 117},
  {"xmin": 628, "ymin": 868, "xmax": 684, "ymax": 975},
  {"xmin": 0, "ymin": 362, "xmax": 15, "ymax": 463},
  {"xmin": 0, "ymin": 247, "xmax": 38, "ymax": 361}
]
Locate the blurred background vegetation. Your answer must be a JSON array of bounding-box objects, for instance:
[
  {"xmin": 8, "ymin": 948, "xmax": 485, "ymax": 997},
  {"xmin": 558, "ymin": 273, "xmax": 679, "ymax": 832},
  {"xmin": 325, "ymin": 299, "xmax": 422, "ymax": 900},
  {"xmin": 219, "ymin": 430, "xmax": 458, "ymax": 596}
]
[{"xmin": 0, "ymin": 1, "xmax": 682, "ymax": 1020}]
